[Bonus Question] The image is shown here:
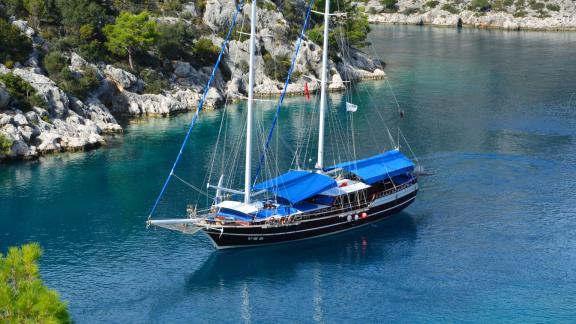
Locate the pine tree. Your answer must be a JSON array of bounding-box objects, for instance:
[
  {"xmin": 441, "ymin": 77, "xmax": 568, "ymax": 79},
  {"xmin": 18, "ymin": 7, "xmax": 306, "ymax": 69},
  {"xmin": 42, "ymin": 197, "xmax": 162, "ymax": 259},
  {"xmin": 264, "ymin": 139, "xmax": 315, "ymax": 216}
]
[
  {"xmin": 103, "ymin": 11, "xmax": 159, "ymax": 70},
  {"xmin": 0, "ymin": 243, "xmax": 71, "ymax": 323}
]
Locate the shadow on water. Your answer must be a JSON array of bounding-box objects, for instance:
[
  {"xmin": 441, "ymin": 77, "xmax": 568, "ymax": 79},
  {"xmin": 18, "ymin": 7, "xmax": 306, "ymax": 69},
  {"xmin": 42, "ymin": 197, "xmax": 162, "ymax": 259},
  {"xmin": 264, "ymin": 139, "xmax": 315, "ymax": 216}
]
[{"xmin": 186, "ymin": 213, "xmax": 418, "ymax": 290}]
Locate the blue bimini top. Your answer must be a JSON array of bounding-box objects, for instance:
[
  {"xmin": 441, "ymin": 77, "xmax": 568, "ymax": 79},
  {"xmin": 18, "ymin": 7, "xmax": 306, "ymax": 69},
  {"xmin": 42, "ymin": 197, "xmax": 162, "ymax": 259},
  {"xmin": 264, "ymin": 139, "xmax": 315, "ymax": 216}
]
[
  {"xmin": 253, "ymin": 170, "xmax": 337, "ymax": 204},
  {"xmin": 325, "ymin": 150, "xmax": 415, "ymax": 185}
]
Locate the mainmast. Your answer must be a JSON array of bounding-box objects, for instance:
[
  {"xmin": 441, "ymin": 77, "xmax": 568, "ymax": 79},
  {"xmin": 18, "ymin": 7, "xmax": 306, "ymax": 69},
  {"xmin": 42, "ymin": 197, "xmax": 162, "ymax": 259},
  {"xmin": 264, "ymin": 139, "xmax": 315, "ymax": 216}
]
[
  {"xmin": 244, "ymin": 0, "xmax": 257, "ymax": 204},
  {"xmin": 316, "ymin": 0, "xmax": 330, "ymax": 170}
]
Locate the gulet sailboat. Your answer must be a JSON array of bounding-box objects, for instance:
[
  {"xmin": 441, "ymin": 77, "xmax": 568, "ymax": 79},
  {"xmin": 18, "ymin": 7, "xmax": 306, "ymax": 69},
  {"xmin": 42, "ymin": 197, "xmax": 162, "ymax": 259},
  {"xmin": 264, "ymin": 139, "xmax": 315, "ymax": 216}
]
[{"xmin": 147, "ymin": 0, "xmax": 419, "ymax": 249}]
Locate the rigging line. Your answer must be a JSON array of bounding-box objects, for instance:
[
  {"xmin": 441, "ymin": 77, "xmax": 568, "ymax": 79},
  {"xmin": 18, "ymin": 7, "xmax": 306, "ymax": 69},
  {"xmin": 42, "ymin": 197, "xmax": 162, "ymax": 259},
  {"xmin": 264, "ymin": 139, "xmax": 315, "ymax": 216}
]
[
  {"xmin": 207, "ymin": 96, "xmax": 230, "ymax": 188},
  {"xmin": 301, "ymin": 95, "xmax": 319, "ymax": 169},
  {"xmin": 399, "ymin": 129, "xmax": 419, "ymax": 163},
  {"xmin": 252, "ymin": 0, "xmax": 316, "ymax": 187},
  {"xmin": 366, "ymin": 32, "xmax": 402, "ymax": 114},
  {"xmin": 173, "ymin": 173, "xmax": 213, "ymax": 199},
  {"xmin": 148, "ymin": 1, "xmax": 245, "ymax": 219}
]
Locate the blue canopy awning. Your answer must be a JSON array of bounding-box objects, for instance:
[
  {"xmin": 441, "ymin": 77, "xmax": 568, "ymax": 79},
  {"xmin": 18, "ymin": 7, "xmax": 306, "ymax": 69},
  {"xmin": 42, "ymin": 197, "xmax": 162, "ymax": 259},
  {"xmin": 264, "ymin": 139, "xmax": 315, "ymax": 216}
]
[
  {"xmin": 253, "ymin": 170, "xmax": 337, "ymax": 204},
  {"xmin": 325, "ymin": 150, "xmax": 415, "ymax": 185}
]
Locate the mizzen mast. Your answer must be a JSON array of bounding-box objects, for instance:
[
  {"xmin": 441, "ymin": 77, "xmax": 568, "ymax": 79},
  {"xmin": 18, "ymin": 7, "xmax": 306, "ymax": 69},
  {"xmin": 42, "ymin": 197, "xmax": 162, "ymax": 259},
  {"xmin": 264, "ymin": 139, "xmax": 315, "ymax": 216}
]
[{"xmin": 316, "ymin": 0, "xmax": 330, "ymax": 170}]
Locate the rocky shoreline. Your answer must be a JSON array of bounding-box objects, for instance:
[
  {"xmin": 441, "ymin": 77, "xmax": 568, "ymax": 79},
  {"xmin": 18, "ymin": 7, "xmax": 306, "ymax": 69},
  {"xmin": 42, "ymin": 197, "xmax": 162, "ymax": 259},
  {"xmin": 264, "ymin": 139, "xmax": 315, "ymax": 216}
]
[
  {"xmin": 0, "ymin": 2, "xmax": 384, "ymax": 162},
  {"xmin": 368, "ymin": 10, "xmax": 576, "ymax": 30},
  {"xmin": 358, "ymin": 0, "xmax": 576, "ymax": 31}
]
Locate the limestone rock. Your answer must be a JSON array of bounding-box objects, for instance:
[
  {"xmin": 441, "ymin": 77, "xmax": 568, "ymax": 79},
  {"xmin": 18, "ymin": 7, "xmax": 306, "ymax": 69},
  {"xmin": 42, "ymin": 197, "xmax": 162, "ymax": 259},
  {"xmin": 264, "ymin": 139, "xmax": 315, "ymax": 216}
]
[
  {"xmin": 366, "ymin": 1, "xmax": 576, "ymax": 31},
  {"xmin": 174, "ymin": 61, "xmax": 192, "ymax": 78},
  {"xmin": 203, "ymin": 0, "xmax": 237, "ymax": 32},
  {"xmin": 110, "ymin": 91, "xmax": 188, "ymax": 115},
  {"xmin": 13, "ymin": 114, "xmax": 28, "ymax": 126},
  {"xmin": 0, "ymin": 84, "xmax": 10, "ymax": 109},
  {"xmin": 70, "ymin": 52, "xmax": 92, "ymax": 72},
  {"xmin": 104, "ymin": 65, "xmax": 143, "ymax": 92},
  {"xmin": 182, "ymin": 2, "xmax": 198, "ymax": 17},
  {"xmin": 11, "ymin": 20, "xmax": 35, "ymax": 37},
  {"xmin": 11, "ymin": 68, "xmax": 70, "ymax": 118},
  {"xmin": 70, "ymin": 97, "xmax": 122, "ymax": 133}
]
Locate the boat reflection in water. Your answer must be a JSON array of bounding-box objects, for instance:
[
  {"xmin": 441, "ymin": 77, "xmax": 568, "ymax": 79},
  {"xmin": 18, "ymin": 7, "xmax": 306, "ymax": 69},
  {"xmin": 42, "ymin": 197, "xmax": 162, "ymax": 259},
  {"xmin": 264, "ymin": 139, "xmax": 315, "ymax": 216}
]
[
  {"xmin": 187, "ymin": 213, "xmax": 418, "ymax": 289},
  {"xmin": 183, "ymin": 214, "xmax": 417, "ymax": 321}
]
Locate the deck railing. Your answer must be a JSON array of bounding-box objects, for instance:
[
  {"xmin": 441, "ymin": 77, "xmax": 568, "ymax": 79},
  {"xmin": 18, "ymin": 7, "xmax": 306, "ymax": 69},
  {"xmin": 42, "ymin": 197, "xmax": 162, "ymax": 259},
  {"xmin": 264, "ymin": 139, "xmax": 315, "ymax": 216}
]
[{"xmin": 188, "ymin": 178, "xmax": 418, "ymax": 225}]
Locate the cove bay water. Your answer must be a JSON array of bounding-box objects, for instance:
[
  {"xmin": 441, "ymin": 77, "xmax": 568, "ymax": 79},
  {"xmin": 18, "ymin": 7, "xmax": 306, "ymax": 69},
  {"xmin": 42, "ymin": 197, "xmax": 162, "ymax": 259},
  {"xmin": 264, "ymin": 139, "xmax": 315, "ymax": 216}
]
[{"xmin": 2, "ymin": 25, "xmax": 576, "ymax": 322}]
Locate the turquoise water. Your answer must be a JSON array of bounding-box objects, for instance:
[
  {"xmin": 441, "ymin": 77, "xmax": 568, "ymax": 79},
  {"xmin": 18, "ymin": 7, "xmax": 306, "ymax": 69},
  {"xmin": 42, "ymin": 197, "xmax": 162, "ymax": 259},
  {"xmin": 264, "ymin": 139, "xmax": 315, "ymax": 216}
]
[{"xmin": 2, "ymin": 25, "xmax": 576, "ymax": 322}]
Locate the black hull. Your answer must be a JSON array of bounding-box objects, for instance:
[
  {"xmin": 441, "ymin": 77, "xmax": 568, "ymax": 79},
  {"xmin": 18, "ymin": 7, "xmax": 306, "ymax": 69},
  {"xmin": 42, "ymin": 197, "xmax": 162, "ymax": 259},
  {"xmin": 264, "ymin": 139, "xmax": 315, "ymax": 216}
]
[{"xmin": 202, "ymin": 189, "xmax": 418, "ymax": 249}]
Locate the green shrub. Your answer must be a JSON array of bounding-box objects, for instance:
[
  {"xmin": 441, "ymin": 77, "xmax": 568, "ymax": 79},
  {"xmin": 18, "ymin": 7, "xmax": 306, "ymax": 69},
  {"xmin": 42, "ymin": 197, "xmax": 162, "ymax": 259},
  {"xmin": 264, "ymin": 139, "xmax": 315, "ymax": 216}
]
[
  {"xmin": 545, "ymin": 3, "xmax": 559, "ymax": 11},
  {"xmin": 43, "ymin": 51, "xmax": 68, "ymax": 76},
  {"xmin": 530, "ymin": 2, "xmax": 545, "ymax": 10},
  {"xmin": 79, "ymin": 24, "xmax": 95, "ymax": 41},
  {"xmin": 44, "ymin": 51, "xmax": 101, "ymax": 98},
  {"xmin": 492, "ymin": 0, "xmax": 506, "ymax": 11},
  {"xmin": 537, "ymin": 10, "xmax": 550, "ymax": 18},
  {"xmin": 51, "ymin": 36, "xmax": 76, "ymax": 52},
  {"xmin": 0, "ymin": 133, "xmax": 12, "ymax": 155},
  {"xmin": 140, "ymin": 69, "xmax": 169, "ymax": 94},
  {"xmin": 5, "ymin": 0, "xmax": 26, "ymax": 17},
  {"xmin": 239, "ymin": 60, "xmax": 249, "ymax": 74},
  {"xmin": 27, "ymin": 93, "xmax": 47, "ymax": 108},
  {"xmin": 0, "ymin": 19, "xmax": 33, "ymax": 65},
  {"xmin": 469, "ymin": 0, "xmax": 491, "ymax": 11},
  {"xmin": 160, "ymin": 0, "xmax": 183, "ymax": 13},
  {"xmin": 195, "ymin": 0, "xmax": 206, "ymax": 14},
  {"xmin": 402, "ymin": 7, "xmax": 420, "ymax": 15},
  {"xmin": 528, "ymin": 0, "xmax": 545, "ymax": 10},
  {"xmin": 193, "ymin": 38, "xmax": 220, "ymax": 66},
  {"xmin": 503, "ymin": 0, "xmax": 515, "ymax": 6},
  {"xmin": 441, "ymin": 3, "xmax": 460, "ymax": 14},
  {"xmin": 58, "ymin": 66, "xmax": 100, "ymax": 99},
  {"xmin": 263, "ymin": 53, "xmax": 292, "ymax": 82},
  {"xmin": 380, "ymin": 0, "xmax": 398, "ymax": 12},
  {"xmin": 0, "ymin": 243, "xmax": 71, "ymax": 322},
  {"xmin": 309, "ymin": 1, "xmax": 371, "ymax": 49},
  {"xmin": 307, "ymin": 24, "xmax": 323, "ymax": 45},
  {"xmin": 258, "ymin": 0, "xmax": 276, "ymax": 11},
  {"xmin": 157, "ymin": 22, "xmax": 192, "ymax": 60},
  {"xmin": 513, "ymin": 10, "xmax": 527, "ymax": 17},
  {"xmin": 425, "ymin": 0, "xmax": 440, "ymax": 8},
  {"xmin": 4, "ymin": 60, "xmax": 15, "ymax": 69},
  {"xmin": 56, "ymin": 0, "xmax": 106, "ymax": 37},
  {"xmin": 78, "ymin": 40, "xmax": 105, "ymax": 62},
  {"xmin": 0, "ymin": 73, "xmax": 46, "ymax": 111}
]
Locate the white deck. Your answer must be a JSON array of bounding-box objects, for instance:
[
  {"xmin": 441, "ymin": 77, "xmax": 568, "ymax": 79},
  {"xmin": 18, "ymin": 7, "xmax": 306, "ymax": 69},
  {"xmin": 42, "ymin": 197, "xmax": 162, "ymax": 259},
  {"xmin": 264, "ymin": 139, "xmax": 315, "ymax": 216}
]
[{"xmin": 319, "ymin": 179, "xmax": 370, "ymax": 196}]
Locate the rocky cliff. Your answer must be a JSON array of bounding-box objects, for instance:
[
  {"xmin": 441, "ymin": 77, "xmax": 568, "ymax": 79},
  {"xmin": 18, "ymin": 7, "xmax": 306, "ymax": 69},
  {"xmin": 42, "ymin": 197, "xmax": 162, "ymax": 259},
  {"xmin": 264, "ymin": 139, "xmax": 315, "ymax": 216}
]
[
  {"xmin": 359, "ymin": 0, "xmax": 576, "ymax": 30},
  {"xmin": 0, "ymin": 1, "xmax": 384, "ymax": 161}
]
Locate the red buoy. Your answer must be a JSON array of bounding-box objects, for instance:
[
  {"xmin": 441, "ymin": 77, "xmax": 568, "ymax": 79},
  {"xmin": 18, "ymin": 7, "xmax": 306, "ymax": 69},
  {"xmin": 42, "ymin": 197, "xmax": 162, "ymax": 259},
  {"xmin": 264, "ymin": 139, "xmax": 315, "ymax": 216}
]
[{"xmin": 361, "ymin": 212, "xmax": 368, "ymax": 219}]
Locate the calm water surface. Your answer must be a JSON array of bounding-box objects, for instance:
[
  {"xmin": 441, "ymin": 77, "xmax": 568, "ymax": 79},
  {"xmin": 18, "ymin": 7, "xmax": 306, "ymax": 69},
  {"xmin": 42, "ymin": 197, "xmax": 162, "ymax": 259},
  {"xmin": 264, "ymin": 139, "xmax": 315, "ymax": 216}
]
[{"xmin": 1, "ymin": 25, "xmax": 576, "ymax": 322}]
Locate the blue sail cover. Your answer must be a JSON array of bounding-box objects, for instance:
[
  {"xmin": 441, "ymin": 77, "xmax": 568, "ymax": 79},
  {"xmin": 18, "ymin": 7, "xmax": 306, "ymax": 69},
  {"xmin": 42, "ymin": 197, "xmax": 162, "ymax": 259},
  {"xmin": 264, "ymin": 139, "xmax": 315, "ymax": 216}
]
[
  {"xmin": 326, "ymin": 150, "xmax": 415, "ymax": 184},
  {"xmin": 253, "ymin": 170, "xmax": 337, "ymax": 204}
]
